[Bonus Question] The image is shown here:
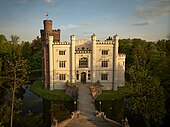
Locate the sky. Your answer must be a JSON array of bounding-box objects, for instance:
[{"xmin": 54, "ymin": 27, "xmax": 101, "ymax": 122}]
[{"xmin": 0, "ymin": 0, "xmax": 169, "ymax": 42}]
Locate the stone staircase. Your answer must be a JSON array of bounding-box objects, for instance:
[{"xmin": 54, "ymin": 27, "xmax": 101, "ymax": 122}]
[{"xmin": 65, "ymin": 83, "xmax": 113, "ymax": 127}]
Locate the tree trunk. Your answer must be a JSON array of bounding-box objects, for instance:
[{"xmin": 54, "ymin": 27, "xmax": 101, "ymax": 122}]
[
  {"xmin": 10, "ymin": 88, "xmax": 15, "ymax": 127},
  {"xmin": 144, "ymin": 118, "xmax": 151, "ymax": 127},
  {"xmin": 10, "ymin": 66, "xmax": 16, "ymax": 127}
]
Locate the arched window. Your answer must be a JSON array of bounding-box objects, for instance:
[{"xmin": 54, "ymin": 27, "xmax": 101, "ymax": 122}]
[{"xmin": 79, "ymin": 57, "xmax": 88, "ymax": 68}]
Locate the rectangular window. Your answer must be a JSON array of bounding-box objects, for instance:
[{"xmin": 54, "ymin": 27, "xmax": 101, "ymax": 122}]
[
  {"xmin": 101, "ymin": 61, "xmax": 108, "ymax": 67},
  {"xmin": 88, "ymin": 71, "xmax": 90, "ymax": 80},
  {"xmin": 59, "ymin": 61, "xmax": 65, "ymax": 68},
  {"xmin": 79, "ymin": 58, "xmax": 88, "ymax": 68},
  {"xmin": 88, "ymin": 74, "xmax": 90, "ymax": 80},
  {"xmin": 59, "ymin": 74, "xmax": 66, "ymax": 80},
  {"xmin": 102, "ymin": 50, "xmax": 108, "ymax": 55},
  {"xmin": 59, "ymin": 50, "xmax": 65, "ymax": 55},
  {"xmin": 77, "ymin": 74, "xmax": 79, "ymax": 80},
  {"xmin": 101, "ymin": 74, "xmax": 108, "ymax": 80}
]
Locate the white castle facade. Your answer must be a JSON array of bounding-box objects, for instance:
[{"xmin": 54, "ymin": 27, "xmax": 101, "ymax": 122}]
[{"xmin": 41, "ymin": 20, "xmax": 126, "ymax": 90}]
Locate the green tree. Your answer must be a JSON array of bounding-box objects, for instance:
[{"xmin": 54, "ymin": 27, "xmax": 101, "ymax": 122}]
[
  {"xmin": 30, "ymin": 36, "xmax": 41, "ymax": 56},
  {"xmin": 0, "ymin": 35, "xmax": 45, "ymax": 127},
  {"xmin": 13, "ymin": 113, "xmax": 46, "ymax": 127},
  {"xmin": 7, "ymin": 55, "xmax": 29, "ymax": 127},
  {"xmin": 127, "ymin": 41, "xmax": 166, "ymax": 126},
  {"xmin": 30, "ymin": 36, "xmax": 42, "ymax": 70},
  {"xmin": 30, "ymin": 50, "xmax": 42, "ymax": 70},
  {"xmin": 3, "ymin": 35, "xmax": 30, "ymax": 127},
  {"xmin": 155, "ymin": 39, "xmax": 170, "ymax": 126},
  {"xmin": 21, "ymin": 41, "xmax": 31, "ymax": 60},
  {"xmin": 0, "ymin": 34, "xmax": 7, "ymax": 44}
]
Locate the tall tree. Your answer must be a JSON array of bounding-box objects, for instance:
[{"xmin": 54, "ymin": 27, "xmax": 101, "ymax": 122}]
[
  {"xmin": 0, "ymin": 35, "xmax": 30, "ymax": 127},
  {"xmin": 30, "ymin": 50, "xmax": 42, "ymax": 70},
  {"xmin": 30, "ymin": 36, "xmax": 41, "ymax": 56},
  {"xmin": 21, "ymin": 41, "xmax": 31, "ymax": 60},
  {"xmin": 7, "ymin": 56, "xmax": 29, "ymax": 127},
  {"xmin": 127, "ymin": 41, "xmax": 166, "ymax": 126},
  {"xmin": 7, "ymin": 35, "xmax": 29, "ymax": 127},
  {"xmin": 30, "ymin": 36, "xmax": 42, "ymax": 70},
  {"xmin": 0, "ymin": 34, "xmax": 7, "ymax": 44}
]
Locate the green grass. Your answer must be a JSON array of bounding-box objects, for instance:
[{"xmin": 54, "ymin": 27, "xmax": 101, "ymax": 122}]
[
  {"xmin": 30, "ymin": 80, "xmax": 73, "ymax": 101},
  {"xmin": 96, "ymin": 83, "xmax": 133, "ymax": 101}
]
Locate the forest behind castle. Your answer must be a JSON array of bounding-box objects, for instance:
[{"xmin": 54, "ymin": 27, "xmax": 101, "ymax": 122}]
[{"xmin": 0, "ymin": 34, "xmax": 170, "ymax": 127}]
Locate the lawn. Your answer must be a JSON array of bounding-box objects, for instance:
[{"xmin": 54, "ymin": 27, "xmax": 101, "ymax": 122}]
[
  {"xmin": 30, "ymin": 80, "xmax": 73, "ymax": 101},
  {"xmin": 96, "ymin": 83, "xmax": 133, "ymax": 101}
]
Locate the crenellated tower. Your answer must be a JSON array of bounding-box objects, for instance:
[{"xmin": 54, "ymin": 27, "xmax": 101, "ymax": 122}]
[{"xmin": 40, "ymin": 20, "xmax": 60, "ymax": 89}]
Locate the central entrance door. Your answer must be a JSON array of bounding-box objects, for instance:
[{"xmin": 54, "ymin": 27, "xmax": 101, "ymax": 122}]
[{"xmin": 81, "ymin": 72, "xmax": 86, "ymax": 84}]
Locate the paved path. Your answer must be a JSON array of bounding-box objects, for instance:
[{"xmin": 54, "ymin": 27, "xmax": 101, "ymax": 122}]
[
  {"xmin": 78, "ymin": 83, "xmax": 96, "ymax": 116},
  {"xmin": 65, "ymin": 83, "xmax": 113, "ymax": 127}
]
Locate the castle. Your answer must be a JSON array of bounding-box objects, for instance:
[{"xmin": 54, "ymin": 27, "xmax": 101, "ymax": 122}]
[{"xmin": 40, "ymin": 20, "xmax": 126, "ymax": 90}]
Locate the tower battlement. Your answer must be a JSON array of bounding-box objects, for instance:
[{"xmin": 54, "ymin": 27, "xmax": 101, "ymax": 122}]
[
  {"xmin": 40, "ymin": 20, "xmax": 61, "ymax": 89},
  {"xmin": 96, "ymin": 40, "xmax": 113, "ymax": 44}
]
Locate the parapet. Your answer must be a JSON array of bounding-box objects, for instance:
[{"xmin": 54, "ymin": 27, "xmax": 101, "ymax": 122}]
[
  {"xmin": 53, "ymin": 41, "xmax": 70, "ymax": 45},
  {"xmin": 43, "ymin": 20, "xmax": 52, "ymax": 33},
  {"xmin": 96, "ymin": 40, "xmax": 113, "ymax": 45},
  {"xmin": 118, "ymin": 53, "xmax": 126, "ymax": 58},
  {"xmin": 75, "ymin": 50, "xmax": 92, "ymax": 54}
]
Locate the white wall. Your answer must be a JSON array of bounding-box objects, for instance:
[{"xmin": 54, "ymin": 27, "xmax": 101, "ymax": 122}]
[
  {"xmin": 118, "ymin": 54, "xmax": 126, "ymax": 87},
  {"xmin": 75, "ymin": 53, "xmax": 92, "ymax": 82},
  {"xmin": 53, "ymin": 44, "xmax": 70, "ymax": 89},
  {"xmin": 50, "ymin": 36, "xmax": 126, "ymax": 90}
]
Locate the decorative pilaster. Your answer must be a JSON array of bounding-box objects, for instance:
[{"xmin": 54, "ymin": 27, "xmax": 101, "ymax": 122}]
[
  {"xmin": 49, "ymin": 36, "xmax": 54, "ymax": 90},
  {"xmin": 113, "ymin": 34, "xmax": 119, "ymax": 91},
  {"xmin": 70, "ymin": 35, "xmax": 76, "ymax": 84},
  {"xmin": 91, "ymin": 34, "xmax": 96, "ymax": 83}
]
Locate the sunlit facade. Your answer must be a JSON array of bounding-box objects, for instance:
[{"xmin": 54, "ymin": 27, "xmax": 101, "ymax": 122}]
[{"xmin": 41, "ymin": 20, "xmax": 126, "ymax": 90}]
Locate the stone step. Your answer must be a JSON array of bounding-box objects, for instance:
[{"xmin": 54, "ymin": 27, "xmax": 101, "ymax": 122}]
[{"xmin": 65, "ymin": 83, "xmax": 113, "ymax": 127}]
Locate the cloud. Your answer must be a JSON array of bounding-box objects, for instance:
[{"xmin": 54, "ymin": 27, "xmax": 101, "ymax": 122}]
[
  {"xmin": 52, "ymin": 8, "xmax": 60, "ymax": 12},
  {"xmin": 82, "ymin": 32, "xmax": 93, "ymax": 35},
  {"xmin": 146, "ymin": 0, "xmax": 170, "ymax": 2},
  {"xmin": 67, "ymin": 22, "xmax": 93, "ymax": 29},
  {"xmin": 44, "ymin": 0, "xmax": 55, "ymax": 3},
  {"xmin": 18, "ymin": 0, "xmax": 55, "ymax": 4},
  {"xmin": 136, "ymin": 0, "xmax": 170, "ymax": 18},
  {"xmin": 81, "ymin": 22, "xmax": 93, "ymax": 26},
  {"xmin": 132, "ymin": 20, "xmax": 153, "ymax": 26},
  {"xmin": 61, "ymin": 22, "xmax": 95, "ymax": 30},
  {"xmin": 137, "ymin": 5, "xmax": 170, "ymax": 17},
  {"xmin": 18, "ymin": 0, "xmax": 35, "ymax": 4},
  {"xmin": 67, "ymin": 24, "xmax": 81, "ymax": 29},
  {"xmin": 103, "ymin": 16, "xmax": 114, "ymax": 21}
]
